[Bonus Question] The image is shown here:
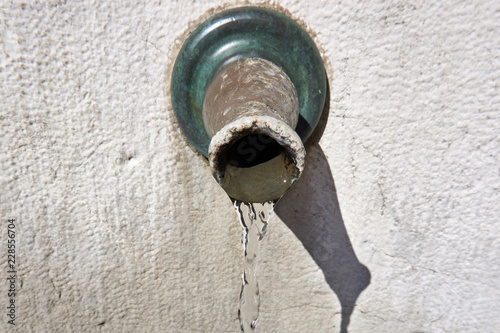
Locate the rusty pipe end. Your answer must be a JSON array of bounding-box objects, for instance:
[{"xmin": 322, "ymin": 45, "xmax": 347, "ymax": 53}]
[{"xmin": 209, "ymin": 116, "xmax": 305, "ymax": 203}]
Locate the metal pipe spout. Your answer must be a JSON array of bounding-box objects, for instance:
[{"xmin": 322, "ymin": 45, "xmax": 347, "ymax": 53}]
[{"xmin": 204, "ymin": 58, "xmax": 305, "ymax": 202}]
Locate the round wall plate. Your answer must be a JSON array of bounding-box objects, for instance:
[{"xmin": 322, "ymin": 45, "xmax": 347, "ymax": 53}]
[{"xmin": 171, "ymin": 6, "xmax": 327, "ymax": 157}]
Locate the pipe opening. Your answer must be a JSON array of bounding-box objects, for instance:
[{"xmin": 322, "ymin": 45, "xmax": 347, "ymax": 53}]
[
  {"xmin": 221, "ymin": 141, "xmax": 299, "ymax": 203},
  {"xmin": 209, "ymin": 116, "xmax": 305, "ymax": 203}
]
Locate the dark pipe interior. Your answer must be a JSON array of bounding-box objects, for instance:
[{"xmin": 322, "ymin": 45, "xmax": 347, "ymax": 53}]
[{"xmin": 226, "ymin": 134, "xmax": 284, "ymax": 168}]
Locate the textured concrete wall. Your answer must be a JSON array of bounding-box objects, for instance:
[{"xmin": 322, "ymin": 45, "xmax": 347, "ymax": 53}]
[{"xmin": 1, "ymin": 1, "xmax": 499, "ymax": 332}]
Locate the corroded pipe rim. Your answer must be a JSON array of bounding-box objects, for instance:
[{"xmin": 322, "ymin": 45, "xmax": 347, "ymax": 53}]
[{"xmin": 209, "ymin": 116, "xmax": 306, "ymax": 184}]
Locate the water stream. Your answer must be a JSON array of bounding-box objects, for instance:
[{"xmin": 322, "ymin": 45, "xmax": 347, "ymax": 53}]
[
  {"xmin": 233, "ymin": 200, "xmax": 275, "ymax": 333},
  {"xmin": 223, "ymin": 134, "xmax": 300, "ymax": 331}
]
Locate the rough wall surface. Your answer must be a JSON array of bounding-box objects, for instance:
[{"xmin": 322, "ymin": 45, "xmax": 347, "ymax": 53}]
[{"xmin": 1, "ymin": 1, "xmax": 498, "ymax": 332}]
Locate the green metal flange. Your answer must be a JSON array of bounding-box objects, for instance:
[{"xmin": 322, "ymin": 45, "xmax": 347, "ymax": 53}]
[{"xmin": 171, "ymin": 6, "xmax": 327, "ymax": 157}]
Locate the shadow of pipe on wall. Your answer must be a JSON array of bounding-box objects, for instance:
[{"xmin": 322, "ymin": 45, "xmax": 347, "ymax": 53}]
[{"xmin": 275, "ymin": 83, "xmax": 371, "ymax": 333}]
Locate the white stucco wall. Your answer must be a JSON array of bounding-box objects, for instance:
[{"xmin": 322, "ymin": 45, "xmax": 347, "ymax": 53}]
[{"xmin": 1, "ymin": 0, "xmax": 499, "ymax": 332}]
